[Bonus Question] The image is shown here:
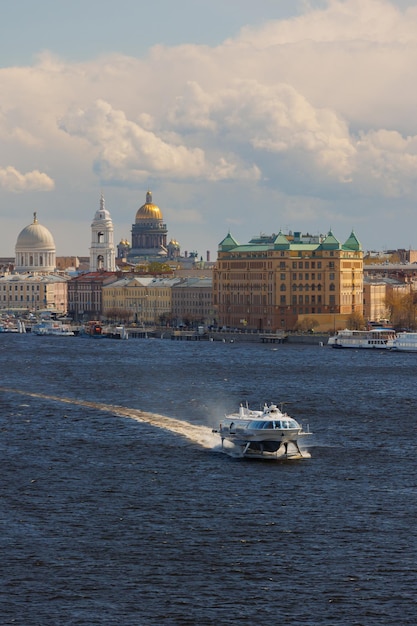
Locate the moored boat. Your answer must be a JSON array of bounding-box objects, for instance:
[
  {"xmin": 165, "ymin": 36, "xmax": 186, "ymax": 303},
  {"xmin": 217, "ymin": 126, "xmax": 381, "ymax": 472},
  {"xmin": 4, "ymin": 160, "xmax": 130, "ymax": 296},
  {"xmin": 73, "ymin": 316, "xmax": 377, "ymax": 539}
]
[
  {"xmin": 212, "ymin": 402, "xmax": 311, "ymax": 459},
  {"xmin": 328, "ymin": 328, "xmax": 396, "ymax": 349},
  {"xmin": 389, "ymin": 332, "xmax": 417, "ymax": 352},
  {"xmin": 80, "ymin": 321, "xmax": 106, "ymax": 338},
  {"xmin": 32, "ymin": 320, "xmax": 75, "ymax": 336}
]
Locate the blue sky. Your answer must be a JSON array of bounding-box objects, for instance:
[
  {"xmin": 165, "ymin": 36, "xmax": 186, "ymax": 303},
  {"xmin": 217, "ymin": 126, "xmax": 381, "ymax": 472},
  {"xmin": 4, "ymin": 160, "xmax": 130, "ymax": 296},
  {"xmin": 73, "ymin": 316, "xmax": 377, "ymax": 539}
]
[
  {"xmin": 1, "ymin": 0, "xmax": 417, "ymax": 259},
  {"xmin": 0, "ymin": 1, "xmax": 300, "ymax": 65}
]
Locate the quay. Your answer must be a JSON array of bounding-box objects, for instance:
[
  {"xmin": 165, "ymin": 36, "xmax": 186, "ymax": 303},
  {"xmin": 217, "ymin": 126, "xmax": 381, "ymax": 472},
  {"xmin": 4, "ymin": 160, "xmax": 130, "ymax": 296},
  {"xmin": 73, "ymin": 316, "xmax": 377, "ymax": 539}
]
[{"xmin": 259, "ymin": 332, "xmax": 287, "ymax": 343}]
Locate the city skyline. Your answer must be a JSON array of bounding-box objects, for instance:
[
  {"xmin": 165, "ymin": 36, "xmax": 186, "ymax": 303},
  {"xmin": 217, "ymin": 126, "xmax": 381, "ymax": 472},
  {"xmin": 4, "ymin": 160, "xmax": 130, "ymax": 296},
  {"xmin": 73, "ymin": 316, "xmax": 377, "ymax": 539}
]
[{"xmin": 1, "ymin": 0, "xmax": 417, "ymax": 258}]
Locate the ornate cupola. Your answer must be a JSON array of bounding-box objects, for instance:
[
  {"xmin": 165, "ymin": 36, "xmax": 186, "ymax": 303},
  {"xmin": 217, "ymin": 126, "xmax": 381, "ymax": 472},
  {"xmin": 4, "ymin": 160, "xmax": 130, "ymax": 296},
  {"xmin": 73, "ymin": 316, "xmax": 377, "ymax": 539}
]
[
  {"xmin": 89, "ymin": 194, "xmax": 116, "ymax": 272},
  {"xmin": 128, "ymin": 190, "xmax": 168, "ymax": 262}
]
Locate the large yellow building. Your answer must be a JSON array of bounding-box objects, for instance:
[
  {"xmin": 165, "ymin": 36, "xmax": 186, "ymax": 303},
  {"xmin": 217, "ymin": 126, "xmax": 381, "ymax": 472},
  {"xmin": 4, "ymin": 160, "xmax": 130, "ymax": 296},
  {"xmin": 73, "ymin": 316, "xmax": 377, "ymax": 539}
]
[
  {"xmin": 213, "ymin": 230, "xmax": 363, "ymax": 332},
  {"xmin": 102, "ymin": 276, "xmax": 180, "ymax": 325},
  {"xmin": 0, "ymin": 273, "xmax": 69, "ymax": 313}
]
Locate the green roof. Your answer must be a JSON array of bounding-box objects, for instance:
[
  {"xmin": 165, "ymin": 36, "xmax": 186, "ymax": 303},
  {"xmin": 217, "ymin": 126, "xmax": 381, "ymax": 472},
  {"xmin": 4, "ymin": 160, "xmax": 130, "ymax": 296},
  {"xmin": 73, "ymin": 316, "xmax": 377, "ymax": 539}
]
[
  {"xmin": 343, "ymin": 230, "xmax": 362, "ymax": 251},
  {"xmin": 218, "ymin": 232, "xmax": 239, "ymax": 251},
  {"xmin": 273, "ymin": 231, "xmax": 291, "ymax": 250},
  {"xmin": 318, "ymin": 230, "xmax": 341, "ymax": 250}
]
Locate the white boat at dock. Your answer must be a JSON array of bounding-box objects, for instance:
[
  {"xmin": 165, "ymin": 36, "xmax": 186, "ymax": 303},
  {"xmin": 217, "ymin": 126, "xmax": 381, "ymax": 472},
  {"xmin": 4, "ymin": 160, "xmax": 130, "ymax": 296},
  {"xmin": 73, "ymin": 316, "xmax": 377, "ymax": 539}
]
[
  {"xmin": 32, "ymin": 320, "xmax": 75, "ymax": 336},
  {"xmin": 389, "ymin": 332, "xmax": 417, "ymax": 352},
  {"xmin": 328, "ymin": 328, "xmax": 396, "ymax": 349},
  {"xmin": 0, "ymin": 319, "xmax": 26, "ymax": 333},
  {"xmin": 213, "ymin": 402, "xmax": 311, "ymax": 459}
]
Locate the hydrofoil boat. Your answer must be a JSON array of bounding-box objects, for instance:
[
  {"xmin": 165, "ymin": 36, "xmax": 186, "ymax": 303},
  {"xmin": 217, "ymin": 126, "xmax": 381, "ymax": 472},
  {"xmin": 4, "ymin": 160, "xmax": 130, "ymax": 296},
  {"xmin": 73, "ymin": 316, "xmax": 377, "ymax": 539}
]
[{"xmin": 213, "ymin": 402, "xmax": 311, "ymax": 459}]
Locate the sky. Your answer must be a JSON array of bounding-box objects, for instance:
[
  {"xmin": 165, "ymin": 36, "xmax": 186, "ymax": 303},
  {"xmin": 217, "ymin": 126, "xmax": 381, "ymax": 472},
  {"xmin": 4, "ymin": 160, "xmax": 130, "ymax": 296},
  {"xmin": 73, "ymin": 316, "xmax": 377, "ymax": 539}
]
[{"xmin": 1, "ymin": 0, "xmax": 417, "ymax": 259}]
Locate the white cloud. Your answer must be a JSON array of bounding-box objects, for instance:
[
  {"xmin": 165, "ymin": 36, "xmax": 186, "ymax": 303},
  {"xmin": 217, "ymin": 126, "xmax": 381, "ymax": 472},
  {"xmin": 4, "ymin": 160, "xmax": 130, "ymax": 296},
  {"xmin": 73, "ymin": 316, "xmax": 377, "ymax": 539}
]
[
  {"xmin": 59, "ymin": 99, "xmax": 261, "ymax": 183},
  {"xmin": 0, "ymin": 166, "xmax": 54, "ymax": 192},
  {"xmin": 1, "ymin": 0, "xmax": 417, "ymax": 255}
]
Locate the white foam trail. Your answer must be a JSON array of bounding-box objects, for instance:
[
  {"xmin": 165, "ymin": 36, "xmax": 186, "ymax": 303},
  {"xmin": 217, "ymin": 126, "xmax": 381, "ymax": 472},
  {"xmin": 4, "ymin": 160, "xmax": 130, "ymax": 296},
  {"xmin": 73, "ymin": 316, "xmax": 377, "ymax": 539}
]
[{"xmin": 1, "ymin": 387, "xmax": 219, "ymax": 449}]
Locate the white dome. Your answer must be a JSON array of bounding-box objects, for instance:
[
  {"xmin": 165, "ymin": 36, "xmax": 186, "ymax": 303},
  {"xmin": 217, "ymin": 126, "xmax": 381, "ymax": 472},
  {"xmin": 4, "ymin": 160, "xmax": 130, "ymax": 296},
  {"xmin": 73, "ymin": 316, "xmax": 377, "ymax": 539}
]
[
  {"xmin": 93, "ymin": 208, "xmax": 112, "ymax": 222},
  {"xmin": 15, "ymin": 213, "xmax": 56, "ymax": 273},
  {"xmin": 16, "ymin": 218, "xmax": 55, "ymax": 250}
]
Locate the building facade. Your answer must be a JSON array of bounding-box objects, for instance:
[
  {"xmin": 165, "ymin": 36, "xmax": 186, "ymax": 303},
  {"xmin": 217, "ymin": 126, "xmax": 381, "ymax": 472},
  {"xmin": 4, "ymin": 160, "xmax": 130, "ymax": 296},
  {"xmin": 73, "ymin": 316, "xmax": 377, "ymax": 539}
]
[
  {"xmin": 213, "ymin": 230, "xmax": 363, "ymax": 332},
  {"xmin": 102, "ymin": 276, "xmax": 180, "ymax": 325},
  {"xmin": 67, "ymin": 272, "xmax": 118, "ymax": 321},
  {"xmin": 0, "ymin": 273, "xmax": 69, "ymax": 313},
  {"xmin": 171, "ymin": 277, "xmax": 213, "ymax": 326}
]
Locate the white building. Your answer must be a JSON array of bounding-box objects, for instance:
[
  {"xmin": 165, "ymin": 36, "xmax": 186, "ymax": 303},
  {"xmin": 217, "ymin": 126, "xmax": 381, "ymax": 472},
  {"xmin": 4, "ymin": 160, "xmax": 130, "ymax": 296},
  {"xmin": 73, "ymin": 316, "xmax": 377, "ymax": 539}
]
[
  {"xmin": 89, "ymin": 194, "xmax": 116, "ymax": 272},
  {"xmin": 15, "ymin": 213, "xmax": 56, "ymax": 273}
]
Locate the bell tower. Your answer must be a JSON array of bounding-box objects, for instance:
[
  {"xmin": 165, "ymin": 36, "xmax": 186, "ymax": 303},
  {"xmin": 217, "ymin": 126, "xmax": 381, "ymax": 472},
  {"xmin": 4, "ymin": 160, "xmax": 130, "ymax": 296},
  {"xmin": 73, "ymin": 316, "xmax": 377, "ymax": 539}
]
[{"xmin": 89, "ymin": 194, "xmax": 116, "ymax": 272}]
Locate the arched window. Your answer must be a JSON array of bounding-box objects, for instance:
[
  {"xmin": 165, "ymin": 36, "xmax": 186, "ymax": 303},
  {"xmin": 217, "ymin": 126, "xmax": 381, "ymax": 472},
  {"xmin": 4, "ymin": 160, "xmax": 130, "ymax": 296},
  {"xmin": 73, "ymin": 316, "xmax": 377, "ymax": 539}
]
[
  {"xmin": 280, "ymin": 284, "xmax": 286, "ymax": 291},
  {"xmin": 329, "ymin": 283, "xmax": 335, "ymax": 291},
  {"xmin": 98, "ymin": 232, "xmax": 104, "ymax": 243},
  {"xmin": 97, "ymin": 255, "xmax": 104, "ymax": 269}
]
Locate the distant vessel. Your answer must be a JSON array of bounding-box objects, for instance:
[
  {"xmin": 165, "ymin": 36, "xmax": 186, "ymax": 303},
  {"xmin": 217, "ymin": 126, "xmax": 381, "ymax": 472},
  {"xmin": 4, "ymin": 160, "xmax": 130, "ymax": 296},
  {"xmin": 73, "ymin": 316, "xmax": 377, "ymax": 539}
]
[
  {"xmin": 105, "ymin": 325, "xmax": 129, "ymax": 340},
  {"xmin": 33, "ymin": 321, "xmax": 74, "ymax": 336},
  {"xmin": 212, "ymin": 402, "xmax": 311, "ymax": 459},
  {"xmin": 80, "ymin": 321, "xmax": 106, "ymax": 338},
  {"xmin": 80, "ymin": 322, "xmax": 128, "ymax": 339},
  {"xmin": 389, "ymin": 332, "xmax": 417, "ymax": 352},
  {"xmin": 328, "ymin": 328, "xmax": 396, "ymax": 349},
  {"xmin": 0, "ymin": 320, "xmax": 26, "ymax": 333}
]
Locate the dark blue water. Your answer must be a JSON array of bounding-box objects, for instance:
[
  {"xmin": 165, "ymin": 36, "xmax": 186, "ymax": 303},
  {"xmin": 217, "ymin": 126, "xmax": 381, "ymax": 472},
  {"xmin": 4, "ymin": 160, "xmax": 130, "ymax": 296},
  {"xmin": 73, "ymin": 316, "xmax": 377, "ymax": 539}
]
[{"xmin": 1, "ymin": 335, "xmax": 417, "ymax": 625}]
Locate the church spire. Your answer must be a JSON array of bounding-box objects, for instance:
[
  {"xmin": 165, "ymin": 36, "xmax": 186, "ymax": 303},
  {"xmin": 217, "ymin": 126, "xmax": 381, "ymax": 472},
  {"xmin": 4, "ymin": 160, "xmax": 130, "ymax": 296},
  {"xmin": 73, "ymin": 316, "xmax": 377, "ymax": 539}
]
[
  {"xmin": 33, "ymin": 212, "xmax": 38, "ymax": 224},
  {"xmin": 100, "ymin": 192, "xmax": 105, "ymax": 212}
]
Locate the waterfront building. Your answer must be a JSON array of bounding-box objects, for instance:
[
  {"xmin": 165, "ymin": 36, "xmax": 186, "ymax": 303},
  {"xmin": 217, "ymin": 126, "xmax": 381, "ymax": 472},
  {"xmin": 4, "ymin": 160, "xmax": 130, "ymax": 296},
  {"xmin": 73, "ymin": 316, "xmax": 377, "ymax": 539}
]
[
  {"xmin": 213, "ymin": 230, "xmax": 363, "ymax": 332},
  {"xmin": 363, "ymin": 279, "xmax": 389, "ymax": 323},
  {"xmin": 67, "ymin": 271, "xmax": 118, "ymax": 321},
  {"xmin": 15, "ymin": 213, "xmax": 56, "ymax": 273},
  {"xmin": 0, "ymin": 273, "xmax": 69, "ymax": 313},
  {"xmin": 171, "ymin": 277, "xmax": 213, "ymax": 326},
  {"xmin": 90, "ymin": 194, "xmax": 116, "ymax": 272},
  {"xmin": 102, "ymin": 276, "xmax": 180, "ymax": 325}
]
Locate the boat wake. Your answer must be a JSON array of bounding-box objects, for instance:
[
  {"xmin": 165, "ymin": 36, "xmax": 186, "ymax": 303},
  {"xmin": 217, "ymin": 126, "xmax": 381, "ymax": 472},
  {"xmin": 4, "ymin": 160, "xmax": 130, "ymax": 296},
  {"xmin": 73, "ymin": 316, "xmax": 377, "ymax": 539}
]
[{"xmin": 0, "ymin": 387, "xmax": 220, "ymax": 451}]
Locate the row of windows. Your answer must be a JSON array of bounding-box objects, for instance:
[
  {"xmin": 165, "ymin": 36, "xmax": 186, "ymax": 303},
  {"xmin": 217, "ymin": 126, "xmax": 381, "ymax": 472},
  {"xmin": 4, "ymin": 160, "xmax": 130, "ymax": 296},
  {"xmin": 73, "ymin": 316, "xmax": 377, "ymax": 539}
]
[
  {"xmin": 3, "ymin": 295, "xmax": 41, "ymax": 301},
  {"xmin": 283, "ymin": 273, "xmax": 325, "ymax": 280},
  {"xmin": 280, "ymin": 284, "xmax": 327, "ymax": 292},
  {"xmin": 2, "ymin": 285, "xmax": 41, "ymax": 291},
  {"xmin": 291, "ymin": 261, "xmax": 323, "ymax": 269},
  {"xmin": 278, "ymin": 296, "xmax": 324, "ymax": 305}
]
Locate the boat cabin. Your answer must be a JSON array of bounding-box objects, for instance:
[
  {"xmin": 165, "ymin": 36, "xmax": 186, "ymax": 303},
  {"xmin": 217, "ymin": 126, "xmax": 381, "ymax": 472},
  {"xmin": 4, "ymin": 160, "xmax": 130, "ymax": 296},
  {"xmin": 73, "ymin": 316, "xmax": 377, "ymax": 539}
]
[{"xmin": 247, "ymin": 419, "xmax": 299, "ymax": 430}]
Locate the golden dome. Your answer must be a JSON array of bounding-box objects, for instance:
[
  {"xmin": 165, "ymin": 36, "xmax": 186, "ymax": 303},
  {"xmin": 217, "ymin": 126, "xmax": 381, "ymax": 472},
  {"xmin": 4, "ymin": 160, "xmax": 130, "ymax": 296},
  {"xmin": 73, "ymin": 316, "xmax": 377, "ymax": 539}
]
[{"xmin": 135, "ymin": 191, "xmax": 162, "ymax": 222}]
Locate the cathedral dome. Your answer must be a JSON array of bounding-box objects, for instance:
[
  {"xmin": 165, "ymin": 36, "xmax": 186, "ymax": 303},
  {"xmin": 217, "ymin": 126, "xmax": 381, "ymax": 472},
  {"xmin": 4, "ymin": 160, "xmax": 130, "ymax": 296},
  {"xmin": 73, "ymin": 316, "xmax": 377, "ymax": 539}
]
[
  {"xmin": 135, "ymin": 191, "xmax": 162, "ymax": 222},
  {"xmin": 15, "ymin": 212, "xmax": 56, "ymax": 273},
  {"xmin": 16, "ymin": 213, "xmax": 55, "ymax": 250}
]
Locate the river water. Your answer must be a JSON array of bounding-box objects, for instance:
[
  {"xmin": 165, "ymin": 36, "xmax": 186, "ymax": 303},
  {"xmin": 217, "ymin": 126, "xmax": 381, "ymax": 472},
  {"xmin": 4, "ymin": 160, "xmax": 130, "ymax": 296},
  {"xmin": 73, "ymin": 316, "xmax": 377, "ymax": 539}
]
[{"xmin": 1, "ymin": 334, "xmax": 416, "ymax": 625}]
